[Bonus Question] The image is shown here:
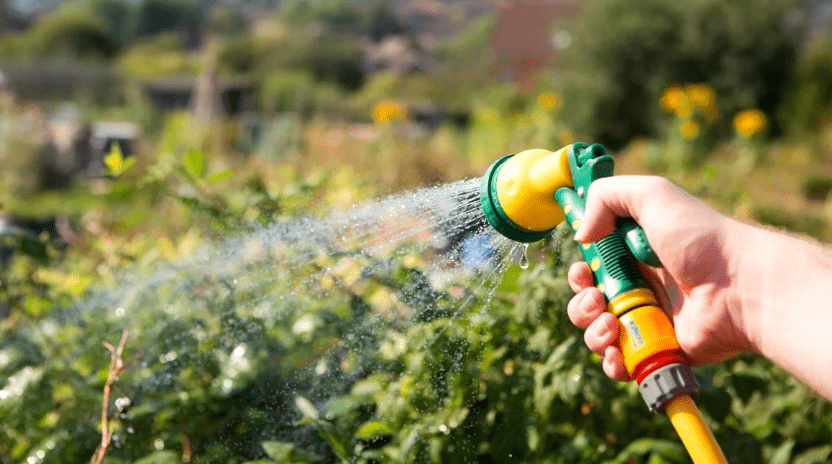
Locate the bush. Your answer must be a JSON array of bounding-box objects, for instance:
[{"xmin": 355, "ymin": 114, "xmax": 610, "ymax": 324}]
[
  {"xmin": 780, "ymin": 27, "xmax": 832, "ymax": 135},
  {"xmin": 260, "ymin": 70, "xmax": 317, "ymax": 114},
  {"xmin": 802, "ymin": 176, "xmax": 832, "ymax": 202},
  {"xmin": 564, "ymin": 0, "xmax": 798, "ymax": 149},
  {"xmin": 0, "ymin": 4, "xmax": 119, "ymax": 60},
  {"xmin": 2, "ymin": 157, "xmax": 831, "ymax": 464},
  {"xmin": 753, "ymin": 205, "xmax": 828, "ymax": 239},
  {"xmin": 118, "ymin": 33, "xmax": 198, "ymax": 80}
]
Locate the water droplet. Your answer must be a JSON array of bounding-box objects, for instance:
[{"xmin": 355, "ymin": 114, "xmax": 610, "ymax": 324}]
[{"xmin": 519, "ymin": 244, "xmax": 529, "ymax": 269}]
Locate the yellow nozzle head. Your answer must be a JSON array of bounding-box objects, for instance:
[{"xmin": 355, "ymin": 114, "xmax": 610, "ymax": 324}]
[{"xmin": 479, "ymin": 146, "xmax": 574, "ymax": 242}]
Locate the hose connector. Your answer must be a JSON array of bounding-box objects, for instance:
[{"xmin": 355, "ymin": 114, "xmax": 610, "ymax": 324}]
[{"xmin": 638, "ymin": 363, "xmax": 699, "ymax": 413}]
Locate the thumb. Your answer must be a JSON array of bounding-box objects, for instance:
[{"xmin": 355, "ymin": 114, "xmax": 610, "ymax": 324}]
[{"xmin": 573, "ymin": 176, "xmax": 666, "ymax": 243}]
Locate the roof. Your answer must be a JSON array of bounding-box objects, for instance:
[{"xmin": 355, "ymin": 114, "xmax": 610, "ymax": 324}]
[
  {"xmin": 491, "ymin": 0, "xmax": 579, "ymax": 83},
  {"xmin": 91, "ymin": 121, "xmax": 140, "ymax": 140},
  {"xmin": 143, "ymin": 76, "xmax": 253, "ymax": 92}
]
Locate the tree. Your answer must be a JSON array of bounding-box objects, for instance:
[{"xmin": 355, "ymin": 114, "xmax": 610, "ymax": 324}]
[
  {"xmin": 132, "ymin": 0, "xmax": 203, "ymax": 49},
  {"xmin": 207, "ymin": 5, "xmax": 249, "ymax": 37},
  {"xmin": 81, "ymin": 0, "xmax": 137, "ymax": 46},
  {"xmin": 564, "ymin": 0, "xmax": 798, "ymax": 148},
  {"xmin": 780, "ymin": 28, "xmax": 832, "ymax": 134},
  {"xmin": 359, "ymin": 0, "xmax": 403, "ymax": 41},
  {"xmin": 278, "ymin": 0, "xmax": 360, "ymax": 32},
  {"xmin": 16, "ymin": 5, "xmax": 119, "ymax": 60}
]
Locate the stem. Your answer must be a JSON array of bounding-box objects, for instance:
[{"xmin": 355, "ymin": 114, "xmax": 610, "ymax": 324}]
[{"xmin": 91, "ymin": 330, "xmax": 129, "ymax": 464}]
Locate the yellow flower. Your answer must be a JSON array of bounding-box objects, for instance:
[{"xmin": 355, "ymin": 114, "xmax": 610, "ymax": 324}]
[
  {"xmin": 372, "ymin": 100, "xmax": 408, "ymax": 123},
  {"xmin": 685, "ymin": 83, "xmax": 716, "ymax": 111},
  {"xmin": 680, "ymin": 120, "xmax": 700, "ymax": 140},
  {"xmin": 660, "ymin": 85, "xmax": 687, "ymax": 114},
  {"xmin": 537, "ymin": 91, "xmax": 562, "ymax": 111},
  {"xmin": 733, "ymin": 109, "xmax": 767, "ymax": 137}
]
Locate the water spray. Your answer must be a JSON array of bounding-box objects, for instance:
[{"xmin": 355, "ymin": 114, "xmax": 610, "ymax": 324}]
[{"xmin": 480, "ymin": 143, "xmax": 728, "ymax": 464}]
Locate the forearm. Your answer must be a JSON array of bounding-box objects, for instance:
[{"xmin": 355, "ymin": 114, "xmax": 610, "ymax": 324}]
[{"xmin": 735, "ymin": 222, "xmax": 832, "ymax": 399}]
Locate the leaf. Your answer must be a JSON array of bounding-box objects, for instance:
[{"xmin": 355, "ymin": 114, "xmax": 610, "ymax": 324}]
[
  {"xmin": 261, "ymin": 441, "xmax": 293, "ymax": 462},
  {"xmin": 793, "ymin": 445, "xmax": 832, "ymax": 464},
  {"xmin": 183, "ymin": 149, "xmax": 206, "ymax": 178},
  {"xmin": 295, "ymin": 395, "xmax": 319, "ymax": 420},
  {"xmin": 355, "ymin": 420, "xmax": 392, "ymax": 440},
  {"xmin": 206, "ymin": 169, "xmax": 233, "ymax": 183},
  {"xmin": 104, "ymin": 143, "xmax": 136, "ymax": 177},
  {"xmin": 769, "ymin": 439, "xmax": 795, "ymax": 464},
  {"xmin": 133, "ymin": 450, "xmax": 181, "ymax": 464},
  {"xmin": 295, "ymin": 417, "xmax": 351, "ymax": 462},
  {"xmin": 617, "ymin": 438, "xmax": 687, "ymax": 463}
]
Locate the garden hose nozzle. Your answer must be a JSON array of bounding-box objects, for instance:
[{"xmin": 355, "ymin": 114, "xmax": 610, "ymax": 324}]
[
  {"xmin": 479, "ymin": 143, "xmax": 728, "ymax": 464},
  {"xmin": 479, "ymin": 147, "xmax": 573, "ymax": 242}
]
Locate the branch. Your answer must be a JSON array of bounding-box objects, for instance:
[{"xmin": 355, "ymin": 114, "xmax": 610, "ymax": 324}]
[{"xmin": 91, "ymin": 329, "xmax": 129, "ymax": 464}]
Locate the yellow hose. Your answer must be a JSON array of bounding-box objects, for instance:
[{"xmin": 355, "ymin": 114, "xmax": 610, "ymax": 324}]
[{"xmin": 665, "ymin": 394, "xmax": 728, "ymax": 464}]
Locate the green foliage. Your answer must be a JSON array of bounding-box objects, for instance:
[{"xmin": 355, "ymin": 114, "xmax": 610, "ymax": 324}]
[
  {"xmin": 565, "ymin": 0, "xmax": 797, "ymax": 148},
  {"xmin": 220, "ymin": 34, "xmax": 364, "ymax": 92},
  {"xmin": 118, "ymin": 33, "xmax": 198, "ymax": 79},
  {"xmin": 752, "ymin": 206, "xmax": 828, "ymax": 239},
  {"xmin": 105, "ymin": 144, "xmax": 137, "ymax": 177},
  {"xmin": 76, "ymin": 0, "xmax": 138, "ymax": 47},
  {"xmin": 259, "ymin": 70, "xmax": 317, "ymax": 114},
  {"xmin": 131, "ymin": 0, "xmax": 202, "ymax": 48},
  {"xmin": 780, "ymin": 27, "xmax": 832, "ymax": 135},
  {"xmin": 2, "ymin": 179, "xmax": 829, "ymax": 464},
  {"xmin": 274, "ymin": 0, "xmax": 401, "ymax": 40},
  {"xmin": 277, "ymin": 0, "xmax": 360, "ymax": 33},
  {"xmin": 802, "ymin": 176, "xmax": 832, "ymax": 202},
  {"xmin": 434, "ymin": 14, "xmax": 496, "ymax": 81},
  {"xmin": 0, "ymin": 4, "xmax": 119, "ymax": 60},
  {"xmin": 357, "ymin": 0, "xmax": 404, "ymax": 41},
  {"xmin": 208, "ymin": 5, "xmax": 249, "ymax": 38}
]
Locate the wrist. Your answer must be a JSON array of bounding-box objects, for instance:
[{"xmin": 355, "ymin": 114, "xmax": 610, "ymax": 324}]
[{"xmin": 724, "ymin": 219, "xmax": 769, "ymax": 355}]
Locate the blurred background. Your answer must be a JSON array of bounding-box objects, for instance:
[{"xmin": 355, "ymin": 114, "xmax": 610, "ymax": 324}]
[
  {"xmin": 1, "ymin": 0, "xmax": 832, "ymax": 229},
  {"xmin": 2, "ymin": 1, "xmax": 832, "ymax": 463}
]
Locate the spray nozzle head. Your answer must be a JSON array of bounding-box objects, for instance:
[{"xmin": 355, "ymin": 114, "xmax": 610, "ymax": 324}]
[{"xmin": 479, "ymin": 147, "xmax": 575, "ymax": 243}]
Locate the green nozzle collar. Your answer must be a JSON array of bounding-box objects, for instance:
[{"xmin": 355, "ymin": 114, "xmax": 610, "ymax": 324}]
[{"xmin": 479, "ymin": 155, "xmax": 556, "ymax": 243}]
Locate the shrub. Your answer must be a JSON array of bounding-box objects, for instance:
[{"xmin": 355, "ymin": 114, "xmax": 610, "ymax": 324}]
[
  {"xmin": 0, "ymin": 5, "xmax": 119, "ymax": 60},
  {"xmin": 564, "ymin": 0, "xmax": 797, "ymax": 149},
  {"xmin": 780, "ymin": 27, "xmax": 832, "ymax": 135},
  {"xmin": 802, "ymin": 176, "xmax": 832, "ymax": 202}
]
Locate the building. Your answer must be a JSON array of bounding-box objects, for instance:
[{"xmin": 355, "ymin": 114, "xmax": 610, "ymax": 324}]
[
  {"xmin": 142, "ymin": 76, "xmax": 255, "ymax": 117},
  {"xmin": 361, "ymin": 35, "xmax": 437, "ymax": 75},
  {"xmin": 491, "ymin": 0, "xmax": 579, "ymax": 85}
]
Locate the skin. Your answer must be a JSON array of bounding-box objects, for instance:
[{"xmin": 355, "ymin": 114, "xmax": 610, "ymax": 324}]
[{"xmin": 567, "ymin": 176, "xmax": 832, "ymax": 400}]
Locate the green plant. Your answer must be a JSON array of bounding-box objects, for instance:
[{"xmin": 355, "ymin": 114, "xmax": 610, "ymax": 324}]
[
  {"xmin": 0, "ymin": 4, "xmax": 119, "ymax": 61},
  {"xmin": 565, "ymin": 0, "xmax": 797, "ymax": 149},
  {"xmin": 802, "ymin": 176, "xmax": 832, "ymax": 202}
]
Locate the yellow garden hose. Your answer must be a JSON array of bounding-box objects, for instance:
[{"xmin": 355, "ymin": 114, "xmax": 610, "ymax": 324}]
[{"xmin": 665, "ymin": 395, "xmax": 728, "ymax": 464}]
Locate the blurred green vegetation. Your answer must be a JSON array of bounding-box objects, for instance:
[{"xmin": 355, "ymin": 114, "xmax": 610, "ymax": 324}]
[{"xmin": 1, "ymin": 0, "xmax": 832, "ymax": 463}]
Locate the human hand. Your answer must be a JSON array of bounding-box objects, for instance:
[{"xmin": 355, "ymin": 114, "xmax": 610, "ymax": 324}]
[{"xmin": 566, "ymin": 176, "xmax": 755, "ymax": 381}]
